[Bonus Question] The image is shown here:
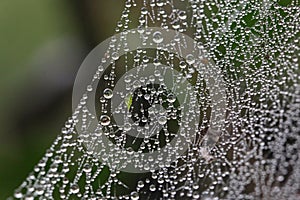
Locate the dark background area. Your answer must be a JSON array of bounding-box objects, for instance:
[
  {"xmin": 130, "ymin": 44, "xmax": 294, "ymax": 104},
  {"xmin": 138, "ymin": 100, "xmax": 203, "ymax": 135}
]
[{"xmin": 0, "ymin": 0, "xmax": 124, "ymax": 198}]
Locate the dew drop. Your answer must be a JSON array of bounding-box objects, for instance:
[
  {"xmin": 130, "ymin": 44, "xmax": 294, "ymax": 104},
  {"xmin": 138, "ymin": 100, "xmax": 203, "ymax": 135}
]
[
  {"xmin": 112, "ymin": 52, "xmax": 119, "ymax": 61},
  {"xmin": 14, "ymin": 190, "xmax": 23, "ymax": 199},
  {"xmin": 103, "ymin": 88, "xmax": 113, "ymax": 99},
  {"xmin": 124, "ymin": 123, "xmax": 132, "ymax": 131},
  {"xmin": 83, "ymin": 163, "xmax": 92, "ymax": 173},
  {"xmin": 186, "ymin": 54, "xmax": 195, "ymax": 65},
  {"xmin": 125, "ymin": 75, "xmax": 131, "ymax": 83},
  {"xmin": 35, "ymin": 187, "xmax": 44, "ymax": 195},
  {"xmin": 137, "ymin": 181, "xmax": 144, "ymax": 188},
  {"xmin": 156, "ymin": 1, "xmax": 164, "ymax": 7},
  {"xmin": 158, "ymin": 116, "xmax": 167, "ymax": 125},
  {"xmin": 193, "ymin": 191, "xmax": 200, "ymax": 199},
  {"xmin": 167, "ymin": 94, "xmax": 176, "ymax": 103},
  {"xmin": 178, "ymin": 11, "xmax": 187, "ymax": 20},
  {"xmin": 87, "ymin": 85, "xmax": 93, "ymax": 92},
  {"xmin": 100, "ymin": 115, "xmax": 111, "ymax": 126},
  {"xmin": 149, "ymin": 184, "xmax": 156, "ymax": 192},
  {"xmin": 154, "ymin": 70, "xmax": 161, "ymax": 76},
  {"xmin": 130, "ymin": 191, "xmax": 139, "ymax": 200},
  {"xmin": 179, "ymin": 61, "xmax": 187, "ymax": 69},
  {"xmin": 70, "ymin": 184, "xmax": 80, "ymax": 194},
  {"xmin": 153, "ymin": 31, "xmax": 164, "ymax": 44}
]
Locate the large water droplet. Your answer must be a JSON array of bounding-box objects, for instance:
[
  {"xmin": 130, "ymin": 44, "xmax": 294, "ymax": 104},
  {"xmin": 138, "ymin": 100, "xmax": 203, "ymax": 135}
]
[
  {"xmin": 103, "ymin": 88, "xmax": 113, "ymax": 99},
  {"xmin": 100, "ymin": 115, "xmax": 111, "ymax": 126}
]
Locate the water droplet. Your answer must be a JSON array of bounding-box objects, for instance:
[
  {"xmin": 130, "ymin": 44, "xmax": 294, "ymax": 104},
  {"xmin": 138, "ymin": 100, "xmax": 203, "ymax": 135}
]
[
  {"xmin": 192, "ymin": 191, "xmax": 200, "ymax": 199},
  {"xmin": 277, "ymin": 176, "xmax": 284, "ymax": 182},
  {"xmin": 99, "ymin": 96, "xmax": 106, "ymax": 103},
  {"xmin": 179, "ymin": 61, "xmax": 187, "ymax": 69},
  {"xmin": 153, "ymin": 31, "xmax": 164, "ymax": 44},
  {"xmin": 103, "ymin": 88, "xmax": 113, "ymax": 99},
  {"xmin": 14, "ymin": 190, "xmax": 23, "ymax": 199},
  {"xmin": 150, "ymin": 184, "xmax": 156, "ymax": 192},
  {"xmin": 124, "ymin": 123, "xmax": 131, "ymax": 131},
  {"xmin": 141, "ymin": 7, "xmax": 148, "ymax": 15},
  {"xmin": 112, "ymin": 52, "xmax": 119, "ymax": 61},
  {"xmin": 35, "ymin": 187, "xmax": 44, "ymax": 195},
  {"xmin": 178, "ymin": 11, "xmax": 187, "ymax": 20},
  {"xmin": 83, "ymin": 163, "xmax": 92, "ymax": 173},
  {"xmin": 186, "ymin": 54, "xmax": 195, "ymax": 65},
  {"xmin": 125, "ymin": 75, "xmax": 131, "ymax": 83},
  {"xmin": 127, "ymin": 147, "xmax": 134, "ymax": 155},
  {"xmin": 133, "ymin": 80, "xmax": 141, "ymax": 89},
  {"xmin": 156, "ymin": 0, "xmax": 164, "ymax": 7},
  {"xmin": 130, "ymin": 191, "xmax": 139, "ymax": 200},
  {"xmin": 24, "ymin": 195, "xmax": 34, "ymax": 200},
  {"xmin": 158, "ymin": 116, "xmax": 167, "ymax": 125},
  {"xmin": 137, "ymin": 180, "xmax": 144, "ymax": 188},
  {"xmin": 154, "ymin": 70, "xmax": 160, "ymax": 76},
  {"xmin": 70, "ymin": 184, "xmax": 80, "ymax": 194},
  {"xmin": 100, "ymin": 115, "xmax": 111, "ymax": 126},
  {"xmin": 167, "ymin": 94, "xmax": 176, "ymax": 103},
  {"xmin": 87, "ymin": 85, "xmax": 93, "ymax": 92}
]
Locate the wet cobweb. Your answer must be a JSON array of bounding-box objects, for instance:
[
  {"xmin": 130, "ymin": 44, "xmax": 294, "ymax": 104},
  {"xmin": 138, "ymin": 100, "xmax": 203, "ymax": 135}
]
[{"xmin": 13, "ymin": 0, "xmax": 299, "ymax": 199}]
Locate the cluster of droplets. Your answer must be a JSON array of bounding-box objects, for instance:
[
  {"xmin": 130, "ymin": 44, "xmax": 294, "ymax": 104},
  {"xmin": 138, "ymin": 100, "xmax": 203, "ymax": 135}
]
[{"xmin": 13, "ymin": 0, "xmax": 300, "ymax": 199}]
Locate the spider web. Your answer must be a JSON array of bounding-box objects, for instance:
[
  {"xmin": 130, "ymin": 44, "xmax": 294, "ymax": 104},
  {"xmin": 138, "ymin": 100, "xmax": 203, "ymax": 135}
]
[{"xmin": 13, "ymin": 0, "xmax": 300, "ymax": 199}]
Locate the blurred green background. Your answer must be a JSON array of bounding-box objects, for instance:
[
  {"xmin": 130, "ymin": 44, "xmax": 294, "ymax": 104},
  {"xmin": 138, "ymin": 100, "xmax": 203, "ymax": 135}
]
[{"xmin": 0, "ymin": 0, "xmax": 124, "ymax": 198}]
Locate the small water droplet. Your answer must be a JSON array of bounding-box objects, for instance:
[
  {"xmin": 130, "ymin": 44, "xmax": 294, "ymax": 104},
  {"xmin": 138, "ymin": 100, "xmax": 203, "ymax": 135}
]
[
  {"xmin": 14, "ymin": 190, "xmax": 23, "ymax": 199},
  {"xmin": 150, "ymin": 184, "xmax": 156, "ymax": 192},
  {"xmin": 83, "ymin": 163, "xmax": 92, "ymax": 173},
  {"xmin": 70, "ymin": 183, "xmax": 80, "ymax": 194},
  {"xmin": 137, "ymin": 180, "xmax": 144, "ymax": 188},
  {"xmin": 87, "ymin": 85, "xmax": 93, "ymax": 92},
  {"xmin": 124, "ymin": 123, "xmax": 132, "ymax": 131},
  {"xmin": 178, "ymin": 11, "xmax": 187, "ymax": 20},
  {"xmin": 100, "ymin": 115, "xmax": 111, "ymax": 126},
  {"xmin": 35, "ymin": 187, "xmax": 44, "ymax": 195},
  {"xmin": 158, "ymin": 116, "xmax": 167, "ymax": 125},
  {"xmin": 179, "ymin": 61, "xmax": 187, "ymax": 69},
  {"xmin": 125, "ymin": 75, "xmax": 131, "ymax": 83},
  {"xmin": 153, "ymin": 31, "xmax": 164, "ymax": 44},
  {"xmin": 127, "ymin": 147, "xmax": 134, "ymax": 155},
  {"xmin": 186, "ymin": 54, "xmax": 195, "ymax": 65},
  {"xmin": 167, "ymin": 94, "xmax": 176, "ymax": 103},
  {"xmin": 112, "ymin": 52, "xmax": 119, "ymax": 61},
  {"xmin": 154, "ymin": 70, "xmax": 161, "ymax": 76},
  {"xmin": 141, "ymin": 7, "xmax": 148, "ymax": 15},
  {"xmin": 130, "ymin": 191, "xmax": 139, "ymax": 200},
  {"xmin": 99, "ymin": 96, "xmax": 106, "ymax": 103},
  {"xmin": 192, "ymin": 191, "xmax": 200, "ymax": 199}
]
